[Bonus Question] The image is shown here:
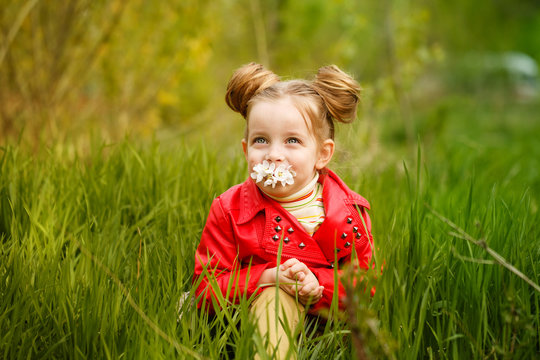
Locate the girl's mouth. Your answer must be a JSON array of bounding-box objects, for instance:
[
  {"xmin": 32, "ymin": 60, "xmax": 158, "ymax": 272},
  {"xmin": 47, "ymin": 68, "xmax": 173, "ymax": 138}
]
[{"xmin": 250, "ymin": 160, "xmax": 297, "ymax": 188}]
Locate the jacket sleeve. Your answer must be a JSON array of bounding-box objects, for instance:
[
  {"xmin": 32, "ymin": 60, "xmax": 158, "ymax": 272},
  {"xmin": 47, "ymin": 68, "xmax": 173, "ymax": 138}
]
[
  {"xmin": 309, "ymin": 207, "xmax": 374, "ymax": 312},
  {"xmin": 193, "ymin": 197, "xmax": 271, "ymax": 312}
]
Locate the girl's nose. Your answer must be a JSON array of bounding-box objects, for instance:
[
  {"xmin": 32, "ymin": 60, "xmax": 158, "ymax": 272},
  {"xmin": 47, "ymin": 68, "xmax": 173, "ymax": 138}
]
[{"xmin": 265, "ymin": 145, "xmax": 285, "ymax": 162}]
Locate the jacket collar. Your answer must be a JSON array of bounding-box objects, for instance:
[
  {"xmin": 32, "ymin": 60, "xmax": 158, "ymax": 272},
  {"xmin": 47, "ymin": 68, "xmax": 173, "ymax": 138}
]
[
  {"xmin": 238, "ymin": 177, "xmax": 268, "ymax": 224},
  {"xmin": 237, "ymin": 168, "xmax": 369, "ymax": 225}
]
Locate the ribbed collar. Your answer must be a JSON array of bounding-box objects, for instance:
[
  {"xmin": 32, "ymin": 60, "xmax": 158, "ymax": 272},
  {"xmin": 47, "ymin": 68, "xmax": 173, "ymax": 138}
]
[
  {"xmin": 237, "ymin": 169, "xmax": 370, "ymax": 224},
  {"xmin": 263, "ymin": 173, "xmax": 319, "ymax": 203}
]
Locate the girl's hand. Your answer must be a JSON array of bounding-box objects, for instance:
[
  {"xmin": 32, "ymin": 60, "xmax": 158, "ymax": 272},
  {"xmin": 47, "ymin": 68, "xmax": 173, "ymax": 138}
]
[
  {"xmin": 295, "ymin": 271, "xmax": 324, "ymax": 305},
  {"xmin": 257, "ymin": 259, "xmax": 324, "ymax": 305},
  {"xmin": 296, "ymin": 281, "xmax": 324, "ymax": 305},
  {"xmin": 279, "ymin": 258, "xmax": 324, "ymax": 305},
  {"xmin": 279, "ymin": 258, "xmax": 308, "ymax": 281},
  {"xmin": 256, "ymin": 263, "xmax": 305, "ymax": 295}
]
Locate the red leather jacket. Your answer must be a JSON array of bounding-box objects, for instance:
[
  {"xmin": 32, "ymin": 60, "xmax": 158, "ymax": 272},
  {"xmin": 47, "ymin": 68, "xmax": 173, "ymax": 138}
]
[{"xmin": 193, "ymin": 169, "xmax": 373, "ymax": 314}]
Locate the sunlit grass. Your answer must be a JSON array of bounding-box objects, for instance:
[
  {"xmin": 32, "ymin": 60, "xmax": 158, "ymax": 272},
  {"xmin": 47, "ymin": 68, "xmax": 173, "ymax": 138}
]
[{"xmin": 1, "ymin": 100, "xmax": 539, "ymax": 358}]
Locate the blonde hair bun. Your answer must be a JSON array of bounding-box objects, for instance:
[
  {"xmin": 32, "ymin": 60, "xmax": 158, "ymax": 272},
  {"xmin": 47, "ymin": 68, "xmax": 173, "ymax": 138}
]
[
  {"xmin": 312, "ymin": 65, "xmax": 361, "ymax": 124},
  {"xmin": 225, "ymin": 63, "xmax": 280, "ymax": 118}
]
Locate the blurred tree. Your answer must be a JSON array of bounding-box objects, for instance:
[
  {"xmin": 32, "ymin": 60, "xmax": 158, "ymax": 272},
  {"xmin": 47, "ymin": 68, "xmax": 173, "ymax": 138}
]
[
  {"xmin": 425, "ymin": 0, "xmax": 540, "ymax": 59},
  {"xmin": 0, "ymin": 0, "xmax": 220, "ymax": 145},
  {"xmin": 0, "ymin": 0, "xmax": 127, "ymax": 143},
  {"xmin": 0, "ymin": 0, "xmax": 538, "ymax": 146}
]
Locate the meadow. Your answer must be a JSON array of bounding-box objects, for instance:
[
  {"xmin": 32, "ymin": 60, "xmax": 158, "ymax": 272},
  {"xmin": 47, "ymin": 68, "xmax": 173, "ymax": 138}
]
[
  {"xmin": 1, "ymin": 94, "xmax": 539, "ymax": 359},
  {"xmin": 1, "ymin": 0, "xmax": 539, "ymax": 358}
]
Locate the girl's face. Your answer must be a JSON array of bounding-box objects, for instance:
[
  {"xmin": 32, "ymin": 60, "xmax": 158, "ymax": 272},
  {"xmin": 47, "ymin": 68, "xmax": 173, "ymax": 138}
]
[{"xmin": 242, "ymin": 97, "xmax": 334, "ymax": 198}]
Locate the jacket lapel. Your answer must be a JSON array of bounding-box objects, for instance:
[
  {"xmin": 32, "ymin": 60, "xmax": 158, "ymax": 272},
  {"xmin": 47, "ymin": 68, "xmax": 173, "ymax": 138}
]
[{"xmin": 235, "ymin": 170, "xmax": 370, "ymax": 268}]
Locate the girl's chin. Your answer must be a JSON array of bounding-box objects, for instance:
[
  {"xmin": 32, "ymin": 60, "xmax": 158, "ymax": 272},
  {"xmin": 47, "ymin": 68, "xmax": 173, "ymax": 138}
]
[{"xmin": 256, "ymin": 183, "xmax": 296, "ymax": 198}]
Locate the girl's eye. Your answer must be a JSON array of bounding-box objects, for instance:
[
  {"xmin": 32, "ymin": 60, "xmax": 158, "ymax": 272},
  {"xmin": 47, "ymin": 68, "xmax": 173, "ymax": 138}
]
[
  {"xmin": 287, "ymin": 138, "xmax": 300, "ymax": 144},
  {"xmin": 253, "ymin": 137, "xmax": 267, "ymax": 144}
]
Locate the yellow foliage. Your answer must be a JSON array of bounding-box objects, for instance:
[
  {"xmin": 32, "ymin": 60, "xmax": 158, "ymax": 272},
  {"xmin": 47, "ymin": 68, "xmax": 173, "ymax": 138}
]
[{"xmin": 157, "ymin": 90, "xmax": 179, "ymax": 107}]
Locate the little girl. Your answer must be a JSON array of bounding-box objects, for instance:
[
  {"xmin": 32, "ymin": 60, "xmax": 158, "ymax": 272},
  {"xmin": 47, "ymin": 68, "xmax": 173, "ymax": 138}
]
[{"xmin": 193, "ymin": 63, "xmax": 373, "ymax": 358}]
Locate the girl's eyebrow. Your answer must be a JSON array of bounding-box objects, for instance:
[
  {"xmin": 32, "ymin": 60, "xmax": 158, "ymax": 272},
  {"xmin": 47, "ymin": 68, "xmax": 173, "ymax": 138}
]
[
  {"xmin": 249, "ymin": 129, "xmax": 306, "ymax": 138},
  {"xmin": 283, "ymin": 131, "xmax": 306, "ymax": 138},
  {"xmin": 249, "ymin": 132, "xmax": 267, "ymax": 138}
]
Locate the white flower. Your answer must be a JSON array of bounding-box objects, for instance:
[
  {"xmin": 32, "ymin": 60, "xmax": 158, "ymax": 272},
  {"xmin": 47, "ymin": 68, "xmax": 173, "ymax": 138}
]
[
  {"xmin": 274, "ymin": 164, "xmax": 295, "ymax": 187},
  {"xmin": 251, "ymin": 160, "xmax": 296, "ymax": 188},
  {"xmin": 264, "ymin": 177, "xmax": 277, "ymax": 188},
  {"xmin": 251, "ymin": 160, "xmax": 275, "ymax": 183}
]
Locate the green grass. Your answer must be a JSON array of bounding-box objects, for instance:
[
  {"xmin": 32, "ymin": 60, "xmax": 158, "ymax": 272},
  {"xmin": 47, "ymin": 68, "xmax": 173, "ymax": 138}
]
[{"xmin": 1, "ymin": 99, "xmax": 539, "ymax": 359}]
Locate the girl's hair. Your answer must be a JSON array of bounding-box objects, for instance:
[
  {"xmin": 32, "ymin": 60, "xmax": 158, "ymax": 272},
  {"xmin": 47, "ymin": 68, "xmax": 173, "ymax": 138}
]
[{"xmin": 225, "ymin": 62, "xmax": 361, "ymax": 142}]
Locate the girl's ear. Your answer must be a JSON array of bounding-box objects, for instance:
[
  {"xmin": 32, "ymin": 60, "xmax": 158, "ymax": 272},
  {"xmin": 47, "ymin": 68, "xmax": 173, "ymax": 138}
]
[
  {"xmin": 242, "ymin": 139, "xmax": 248, "ymax": 159},
  {"xmin": 316, "ymin": 139, "xmax": 335, "ymax": 170}
]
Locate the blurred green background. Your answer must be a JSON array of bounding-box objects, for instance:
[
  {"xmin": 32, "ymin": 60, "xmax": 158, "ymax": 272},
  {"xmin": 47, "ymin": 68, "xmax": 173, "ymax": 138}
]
[
  {"xmin": 1, "ymin": 2, "xmax": 540, "ymax": 358},
  {"xmin": 1, "ymin": 0, "xmax": 539, "ymax": 150}
]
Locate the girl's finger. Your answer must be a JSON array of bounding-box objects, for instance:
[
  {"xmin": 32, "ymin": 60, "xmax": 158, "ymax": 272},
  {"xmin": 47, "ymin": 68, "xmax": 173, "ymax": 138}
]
[
  {"xmin": 280, "ymin": 268, "xmax": 298, "ymax": 281},
  {"xmin": 280, "ymin": 258, "xmax": 299, "ymax": 271},
  {"xmin": 307, "ymin": 286, "xmax": 322, "ymax": 300},
  {"xmin": 289, "ymin": 262, "xmax": 308, "ymax": 276},
  {"xmin": 299, "ymin": 282, "xmax": 317, "ymax": 296},
  {"xmin": 280, "ymin": 284, "xmax": 297, "ymax": 297}
]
